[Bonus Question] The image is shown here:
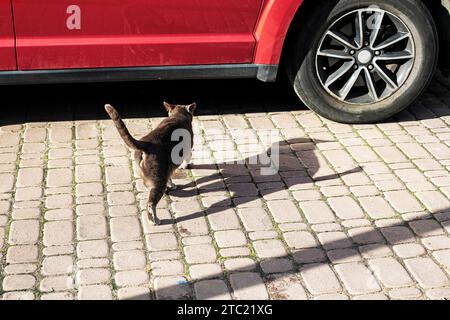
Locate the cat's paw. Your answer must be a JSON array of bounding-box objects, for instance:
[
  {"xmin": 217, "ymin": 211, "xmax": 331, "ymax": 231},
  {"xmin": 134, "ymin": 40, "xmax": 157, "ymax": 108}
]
[{"xmin": 165, "ymin": 184, "xmax": 178, "ymax": 193}]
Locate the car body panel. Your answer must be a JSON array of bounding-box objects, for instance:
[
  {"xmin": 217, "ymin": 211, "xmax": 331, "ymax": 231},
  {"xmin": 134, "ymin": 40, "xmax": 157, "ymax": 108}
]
[
  {"xmin": 12, "ymin": 0, "xmax": 263, "ymax": 70},
  {"xmin": 0, "ymin": 0, "xmax": 17, "ymax": 71},
  {"xmin": 253, "ymin": 0, "xmax": 304, "ymax": 65}
]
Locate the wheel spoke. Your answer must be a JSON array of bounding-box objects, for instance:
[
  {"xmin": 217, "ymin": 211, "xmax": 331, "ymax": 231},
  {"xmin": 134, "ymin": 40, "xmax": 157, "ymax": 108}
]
[
  {"xmin": 373, "ymin": 32, "xmax": 409, "ymax": 50},
  {"xmin": 338, "ymin": 68, "xmax": 362, "ymax": 100},
  {"xmin": 355, "ymin": 10, "xmax": 364, "ymax": 49},
  {"xmin": 327, "ymin": 31, "xmax": 358, "ymax": 50},
  {"xmin": 375, "ymin": 50, "xmax": 414, "ymax": 61},
  {"xmin": 325, "ymin": 61, "xmax": 355, "ymax": 87},
  {"xmin": 369, "ymin": 11, "xmax": 385, "ymax": 47},
  {"xmin": 317, "ymin": 49, "xmax": 353, "ymax": 60},
  {"xmin": 374, "ymin": 64, "xmax": 398, "ymax": 90},
  {"xmin": 363, "ymin": 68, "xmax": 378, "ymax": 100}
]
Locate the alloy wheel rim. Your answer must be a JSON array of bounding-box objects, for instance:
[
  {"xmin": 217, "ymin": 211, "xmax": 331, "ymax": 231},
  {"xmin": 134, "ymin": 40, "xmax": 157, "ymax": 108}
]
[{"xmin": 315, "ymin": 8, "xmax": 415, "ymax": 105}]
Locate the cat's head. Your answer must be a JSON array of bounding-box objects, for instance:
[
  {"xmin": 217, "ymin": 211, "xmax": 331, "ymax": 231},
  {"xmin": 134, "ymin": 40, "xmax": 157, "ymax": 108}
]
[{"xmin": 163, "ymin": 102, "xmax": 197, "ymax": 120}]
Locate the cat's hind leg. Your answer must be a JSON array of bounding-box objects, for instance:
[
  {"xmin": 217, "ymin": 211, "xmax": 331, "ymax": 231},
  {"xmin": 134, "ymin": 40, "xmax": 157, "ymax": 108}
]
[
  {"xmin": 179, "ymin": 150, "xmax": 192, "ymax": 170},
  {"xmin": 147, "ymin": 186, "xmax": 165, "ymax": 225}
]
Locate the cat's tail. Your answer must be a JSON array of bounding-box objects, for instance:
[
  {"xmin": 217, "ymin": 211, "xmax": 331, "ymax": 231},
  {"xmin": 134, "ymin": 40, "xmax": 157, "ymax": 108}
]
[{"xmin": 104, "ymin": 104, "xmax": 146, "ymax": 151}]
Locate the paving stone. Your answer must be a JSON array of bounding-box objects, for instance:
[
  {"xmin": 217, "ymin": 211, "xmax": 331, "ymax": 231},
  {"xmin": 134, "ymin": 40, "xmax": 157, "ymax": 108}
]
[
  {"xmin": 76, "ymin": 203, "xmax": 105, "ymax": 216},
  {"xmin": 381, "ymin": 226, "xmax": 415, "ymax": 245},
  {"xmin": 260, "ymin": 259, "xmax": 294, "ymax": 274},
  {"xmin": 300, "ymin": 263, "xmax": 342, "ymax": 295},
  {"xmin": 266, "ymin": 273, "xmax": 307, "ymax": 300},
  {"xmin": 42, "ymin": 256, "xmax": 74, "ymax": 276},
  {"xmin": 6, "ymin": 245, "xmax": 39, "ymax": 264},
  {"xmin": 78, "ymin": 285, "xmax": 112, "ymax": 300},
  {"xmin": 15, "ymin": 187, "xmax": 43, "ymax": 201},
  {"xmin": 368, "ymin": 257, "xmax": 413, "ymax": 288},
  {"xmin": 416, "ymin": 191, "xmax": 450, "ymax": 213},
  {"xmin": 76, "ymin": 268, "xmax": 111, "ymax": 285},
  {"xmin": 2, "ymin": 291, "xmax": 35, "ymax": 300},
  {"xmin": 115, "ymin": 270, "xmax": 149, "ymax": 287},
  {"xmin": 335, "ymin": 263, "xmax": 381, "ymax": 295},
  {"xmin": 194, "ymin": 279, "xmax": 232, "ymax": 300},
  {"xmin": 283, "ymin": 231, "xmax": 317, "ymax": 249},
  {"xmin": 151, "ymin": 260, "xmax": 184, "ymax": 276},
  {"xmin": 426, "ymin": 287, "xmax": 450, "ymax": 299},
  {"xmin": 105, "ymin": 166, "xmax": 132, "ymax": 184},
  {"xmin": 328, "ymin": 196, "xmax": 364, "ymax": 219},
  {"xmin": 117, "ymin": 287, "xmax": 150, "ymax": 300},
  {"xmin": 76, "ymin": 215, "xmax": 107, "ymax": 241},
  {"xmin": 327, "ymin": 249, "xmax": 362, "ymax": 264},
  {"xmin": 409, "ymin": 219, "xmax": 444, "ymax": 237},
  {"xmin": 388, "ymin": 287, "xmax": 423, "ymax": 300},
  {"xmin": 214, "ymin": 230, "xmax": 247, "ymax": 248},
  {"xmin": 359, "ymin": 197, "xmax": 396, "ymax": 219},
  {"xmin": 348, "ymin": 227, "xmax": 384, "ymax": 245},
  {"xmin": 404, "ymin": 257, "xmax": 450, "ymax": 289},
  {"xmin": 253, "ymin": 239, "xmax": 287, "ymax": 259},
  {"xmin": 77, "ymin": 258, "xmax": 109, "ymax": 269},
  {"xmin": 76, "ymin": 183, "xmax": 103, "ymax": 197},
  {"xmin": 110, "ymin": 217, "xmax": 141, "ymax": 242},
  {"xmin": 75, "ymin": 164, "xmax": 101, "ymax": 183},
  {"xmin": 40, "ymin": 276, "xmax": 74, "ymax": 292},
  {"xmin": 223, "ymin": 258, "xmax": 256, "ymax": 272},
  {"xmin": 146, "ymin": 233, "xmax": 178, "ymax": 251},
  {"xmin": 433, "ymin": 250, "xmax": 450, "ymax": 275},
  {"xmin": 2, "ymin": 275, "xmax": 36, "ymax": 291},
  {"xmin": 47, "ymin": 168, "xmax": 73, "ymax": 187},
  {"xmin": 154, "ymin": 276, "xmax": 192, "ymax": 300},
  {"xmin": 267, "ymin": 200, "xmax": 302, "ymax": 223},
  {"xmin": 16, "ymin": 168, "xmax": 43, "ymax": 187},
  {"xmin": 237, "ymin": 207, "xmax": 273, "ymax": 231},
  {"xmin": 40, "ymin": 292, "xmax": 74, "ymax": 300},
  {"xmin": 229, "ymin": 272, "xmax": 268, "ymax": 300},
  {"xmin": 393, "ymin": 243, "xmax": 426, "ymax": 258},
  {"xmin": 220, "ymin": 247, "xmax": 251, "ymax": 258},
  {"xmin": 4, "ymin": 264, "xmax": 37, "ymax": 275},
  {"xmin": 184, "ymin": 244, "xmax": 217, "ymax": 264},
  {"xmin": 317, "ymin": 232, "xmax": 353, "ymax": 250},
  {"xmin": 293, "ymin": 248, "xmax": 327, "ymax": 264},
  {"xmin": 421, "ymin": 236, "xmax": 450, "ymax": 250},
  {"xmin": 207, "ymin": 208, "xmax": 241, "ymax": 231},
  {"xmin": 45, "ymin": 194, "xmax": 73, "ymax": 209},
  {"xmin": 43, "ymin": 245, "xmax": 74, "ymax": 256},
  {"xmin": 43, "ymin": 221, "xmax": 73, "ymax": 246},
  {"xmin": 385, "ymin": 191, "xmax": 423, "ymax": 213},
  {"xmin": 189, "ymin": 263, "xmax": 223, "ymax": 280},
  {"xmin": 112, "ymin": 241, "xmax": 144, "ymax": 251},
  {"xmin": 113, "ymin": 250, "xmax": 146, "ymax": 271},
  {"xmin": 8, "ymin": 220, "xmax": 40, "ymax": 245}
]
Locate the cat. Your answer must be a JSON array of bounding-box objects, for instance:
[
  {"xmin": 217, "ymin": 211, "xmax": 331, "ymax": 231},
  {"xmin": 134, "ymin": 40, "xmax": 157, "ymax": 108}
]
[{"xmin": 104, "ymin": 102, "xmax": 197, "ymax": 225}]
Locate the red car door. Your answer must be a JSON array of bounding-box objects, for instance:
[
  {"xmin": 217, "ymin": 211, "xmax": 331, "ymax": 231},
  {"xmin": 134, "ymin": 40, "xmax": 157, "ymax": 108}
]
[
  {"xmin": 12, "ymin": 0, "xmax": 263, "ymax": 70},
  {"xmin": 0, "ymin": 0, "xmax": 17, "ymax": 70}
]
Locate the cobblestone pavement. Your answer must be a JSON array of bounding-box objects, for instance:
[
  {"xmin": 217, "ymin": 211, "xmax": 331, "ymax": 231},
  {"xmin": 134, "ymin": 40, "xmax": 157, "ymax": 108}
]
[{"xmin": 1, "ymin": 72, "xmax": 450, "ymax": 300}]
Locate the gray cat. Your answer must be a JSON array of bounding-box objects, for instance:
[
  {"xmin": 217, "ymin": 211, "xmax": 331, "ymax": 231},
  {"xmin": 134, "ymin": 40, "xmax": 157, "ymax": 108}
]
[{"xmin": 105, "ymin": 102, "xmax": 196, "ymax": 225}]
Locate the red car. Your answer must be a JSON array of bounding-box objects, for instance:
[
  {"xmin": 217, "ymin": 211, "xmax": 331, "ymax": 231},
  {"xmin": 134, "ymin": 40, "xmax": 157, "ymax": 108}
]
[{"xmin": 1, "ymin": 0, "xmax": 449, "ymax": 123}]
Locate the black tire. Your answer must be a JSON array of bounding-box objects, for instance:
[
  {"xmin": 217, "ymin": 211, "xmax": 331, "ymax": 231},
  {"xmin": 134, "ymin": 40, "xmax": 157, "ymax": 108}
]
[{"xmin": 286, "ymin": 0, "xmax": 438, "ymax": 123}]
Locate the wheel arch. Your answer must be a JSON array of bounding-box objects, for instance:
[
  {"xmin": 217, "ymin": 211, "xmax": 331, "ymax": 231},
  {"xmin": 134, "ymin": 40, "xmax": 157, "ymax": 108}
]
[{"xmin": 255, "ymin": 0, "xmax": 449, "ymax": 79}]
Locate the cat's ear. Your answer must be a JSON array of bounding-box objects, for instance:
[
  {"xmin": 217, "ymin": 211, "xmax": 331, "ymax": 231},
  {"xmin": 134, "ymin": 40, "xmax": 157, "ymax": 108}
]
[
  {"xmin": 163, "ymin": 101, "xmax": 174, "ymax": 112},
  {"xmin": 186, "ymin": 103, "xmax": 197, "ymax": 114}
]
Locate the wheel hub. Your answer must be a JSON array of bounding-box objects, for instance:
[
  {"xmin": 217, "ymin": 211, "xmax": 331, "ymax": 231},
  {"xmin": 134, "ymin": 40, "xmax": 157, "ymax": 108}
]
[
  {"xmin": 315, "ymin": 8, "xmax": 415, "ymax": 104},
  {"xmin": 357, "ymin": 50, "xmax": 373, "ymax": 64}
]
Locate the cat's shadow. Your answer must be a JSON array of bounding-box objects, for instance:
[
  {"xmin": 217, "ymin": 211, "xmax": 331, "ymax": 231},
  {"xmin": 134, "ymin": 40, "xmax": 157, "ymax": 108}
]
[{"xmin": 159, "ymin": 138, "xmax": 363, "ymax": 226}]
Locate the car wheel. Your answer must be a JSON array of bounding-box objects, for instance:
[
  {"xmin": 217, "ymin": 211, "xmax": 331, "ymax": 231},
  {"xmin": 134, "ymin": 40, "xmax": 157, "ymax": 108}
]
[{"xmin": 287, "ymin": 0, "xmax": 438, "ymax": 123}]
